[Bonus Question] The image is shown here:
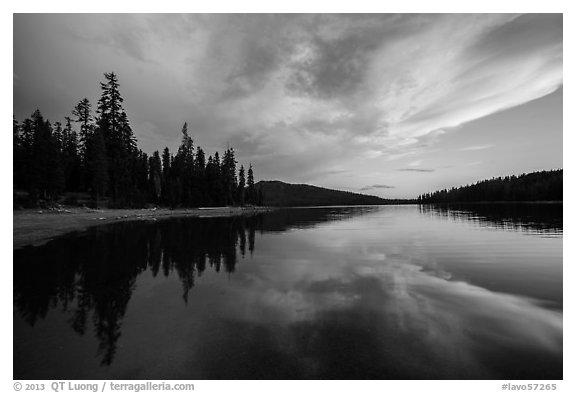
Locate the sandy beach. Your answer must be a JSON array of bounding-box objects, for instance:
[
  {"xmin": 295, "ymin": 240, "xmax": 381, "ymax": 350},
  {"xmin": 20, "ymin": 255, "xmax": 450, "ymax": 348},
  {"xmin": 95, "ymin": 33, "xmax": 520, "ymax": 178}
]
[{"xmin": 13, "ymin": 206, "xmax": 272, "ymax": 249}]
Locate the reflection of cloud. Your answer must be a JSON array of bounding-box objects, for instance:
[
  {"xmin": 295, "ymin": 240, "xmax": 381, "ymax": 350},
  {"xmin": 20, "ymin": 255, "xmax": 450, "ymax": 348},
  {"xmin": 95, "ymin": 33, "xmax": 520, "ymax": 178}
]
[
  {"xmin": 411, "ymin": 270, "xmax": 562, "ymax": 351},
  {"xmin": 229, "ymin": 225, "xmax": 561, "ymax": 377},
  {"xmin": 227, "ymin": 255, "xmax": 561, "ymax": 377},
  {"xmin": 138, "ymin": 207, "xmax": 561, "ymax": 378}
]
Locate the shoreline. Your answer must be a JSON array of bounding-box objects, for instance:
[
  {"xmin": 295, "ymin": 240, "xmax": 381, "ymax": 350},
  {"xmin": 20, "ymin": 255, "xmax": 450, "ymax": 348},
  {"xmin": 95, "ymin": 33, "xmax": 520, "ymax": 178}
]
[
  {"xmin": 13, "ymin": 201, "xmax": 561, "ymax": 250},
  {"xmin": 13, "ymin": 206, "xmax": 273, "ymax": 250}
]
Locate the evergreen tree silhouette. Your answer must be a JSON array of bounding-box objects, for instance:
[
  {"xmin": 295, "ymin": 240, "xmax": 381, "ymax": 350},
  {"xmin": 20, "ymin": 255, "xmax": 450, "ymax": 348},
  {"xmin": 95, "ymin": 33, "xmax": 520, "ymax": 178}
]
[{"xmin": 13, "ymin": 72, "xmax": 259, "ymax": 208}]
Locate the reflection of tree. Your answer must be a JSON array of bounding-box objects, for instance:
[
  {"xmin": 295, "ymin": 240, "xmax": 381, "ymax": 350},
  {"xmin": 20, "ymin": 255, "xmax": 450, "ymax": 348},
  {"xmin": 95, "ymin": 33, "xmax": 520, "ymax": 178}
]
[
  {"xmin": 253, "ymin": 206, "xmax": 378, "ymax": 232},
  {"xmin": 14, "ymin": 206, "xmax": 373, "ymax": 367},
  {"xmin": 13, "ymin": 214, "xmax": 261, "ymax": 366},
  {"xmin": 420, "ymin": 203, "xmax": 562, "ymax": 234}
]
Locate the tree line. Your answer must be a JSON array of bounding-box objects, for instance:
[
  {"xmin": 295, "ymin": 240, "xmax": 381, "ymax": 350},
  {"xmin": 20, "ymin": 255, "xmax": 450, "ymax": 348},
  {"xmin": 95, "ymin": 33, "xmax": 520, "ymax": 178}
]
[
  {"xmin": 418, "ymin": 169, "xmax": 563, "ymax": 203},
  {"xmin": 255, "ymin": 180, "xmax": 402, "ymax": 206},
  {"xmin": 13, "ymin": 72, "xmax": 262, "ymax": 208}
]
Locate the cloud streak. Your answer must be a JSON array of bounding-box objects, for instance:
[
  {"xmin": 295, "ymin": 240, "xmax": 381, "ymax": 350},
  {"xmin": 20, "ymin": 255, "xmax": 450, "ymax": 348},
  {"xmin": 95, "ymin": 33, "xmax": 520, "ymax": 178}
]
[
  {"xmin": 397, "ymin": 168, "xmax": 436, "ymax": 173},
  {"xmin": 359, "ymin": 184, "xmax": 396, "ymax": 191},
  {"xmin": 459, "ymin": 144, "xmax": 493, "ymax": 151},
  {"xmin": 13, "ymin": 14, "xmax": 563, "ymax": 196}
]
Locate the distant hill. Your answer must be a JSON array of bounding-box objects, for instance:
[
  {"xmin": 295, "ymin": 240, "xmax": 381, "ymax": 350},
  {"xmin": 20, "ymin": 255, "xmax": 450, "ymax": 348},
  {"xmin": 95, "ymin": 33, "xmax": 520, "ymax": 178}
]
[
  {"xmin": 254, "ymin": 180, "xmax": 401, "ymax": 207},
  {"xmin": 419, "ymin": 169, "xmax": 562, "ymax": 203}
]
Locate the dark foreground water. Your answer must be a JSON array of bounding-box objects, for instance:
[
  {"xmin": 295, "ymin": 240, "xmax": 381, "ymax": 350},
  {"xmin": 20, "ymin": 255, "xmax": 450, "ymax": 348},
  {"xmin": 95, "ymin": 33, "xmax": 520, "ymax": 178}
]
[{"xmin": 14, "ymin": 204, "xmax": 562, "ymax": 379}]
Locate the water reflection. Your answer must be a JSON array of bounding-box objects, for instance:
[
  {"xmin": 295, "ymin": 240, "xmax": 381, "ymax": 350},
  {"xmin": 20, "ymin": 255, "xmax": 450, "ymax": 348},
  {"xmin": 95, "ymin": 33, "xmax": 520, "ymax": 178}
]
[
  {"xmin": 14, "ymin": 215, "xmax": 260, "ymax": 366},
  {"xmin": 13, "ymin": 205, "xmax": 562, "ymax": 379},
  {"xmin": 14, "ymin": 208, "xmax": 365, "ymax": 367},
  {"xmin": 420, "ymin": 203, "xmax": 562, "ymax": 235}
]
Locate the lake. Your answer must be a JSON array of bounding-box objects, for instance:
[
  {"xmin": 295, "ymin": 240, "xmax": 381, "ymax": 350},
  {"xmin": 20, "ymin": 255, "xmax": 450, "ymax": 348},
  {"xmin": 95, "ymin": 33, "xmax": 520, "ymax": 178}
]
[{"xmin": 13, "ymin": 204, "xmax": 562, "ymax": 379}]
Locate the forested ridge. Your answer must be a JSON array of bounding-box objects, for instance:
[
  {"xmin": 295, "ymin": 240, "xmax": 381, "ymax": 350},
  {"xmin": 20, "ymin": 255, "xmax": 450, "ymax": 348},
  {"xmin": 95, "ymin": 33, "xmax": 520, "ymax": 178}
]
[
  {"xmin": 418, "ymin": 169, "xmax": 562, "ymax": 203},
  {"xmin": 254, "ymin": 180, "xmax": 406, "ymax": 206},
  {"xmin": 13, "ymin": 72, "xmax": 262, "ymax": 208}
]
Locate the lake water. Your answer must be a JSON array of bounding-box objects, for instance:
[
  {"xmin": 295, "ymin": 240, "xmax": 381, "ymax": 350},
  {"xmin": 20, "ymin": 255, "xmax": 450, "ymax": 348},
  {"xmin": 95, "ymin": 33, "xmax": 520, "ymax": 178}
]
[{"xmin": 13, "ymin": 204, "xmax": 562, "ymax": 379}]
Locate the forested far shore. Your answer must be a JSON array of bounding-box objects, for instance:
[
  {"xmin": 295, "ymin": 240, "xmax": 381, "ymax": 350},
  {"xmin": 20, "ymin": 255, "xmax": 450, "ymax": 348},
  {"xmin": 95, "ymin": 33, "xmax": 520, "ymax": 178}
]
[
  {"xmin": 418, "ymin": 169, "xmax": 562, "ymax": 203},
  {"xmin": 254, "ymin": 180, "xmax": 407, "ymax": 206},
  {"xmin": 13, "ymin": 72, "xmax": 262, "ymax": 209}
]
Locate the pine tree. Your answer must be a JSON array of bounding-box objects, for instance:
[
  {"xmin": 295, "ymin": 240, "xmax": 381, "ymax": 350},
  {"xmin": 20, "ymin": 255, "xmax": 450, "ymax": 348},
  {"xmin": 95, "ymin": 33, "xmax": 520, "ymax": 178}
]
[
  {"xmin": 13, "ymin": 72, "xmax": 260, "ymax": 209},
  {"xmin": 53, "ymin": 121, "xmax": 63, "ymax": 152},
  {"xmin": 149, "ymin": 151, "xmax": 162, "ymax": 204},
  {"xmin": 97, "ymin": 73, "xmax": 124, "ymax": 141},
  {"xmin": 119, "ymin": 111, "xmax": 137, "ymax": 153},
  {"xmin": 212, "ymin": 152, "xmax": 223, "ymax": 205},
  {"xmin": 237, "ymin": 165, "xmax": 246, "ymax": 205},
  {"xmin": 85, "ymin": 129, "xmax": 109, "ymax": 205},
  {"xmin": 205, "ymin": 154, "xmax": 224, "ymax": 207},
  {"xmin": 13, "ymin": 115, "xmax": 19, "ymax": 142},
  {"xmin": 174, "ymin": 122, "xmax": 195, "ymax": 205},
  {"xmin": 195, "ymin": 147, "xmax": 206, "ymax": 177},
  {"xmin": 222, "ymin": 148, "xmax": 237, "ymax": 205},
  {"xmin": 161, "ymin": 147, "xmax": 172, "ymax": 206},
  {"xmin": 96, "ymin": 72, "xmax": 135, "ymax": 205},
  {"xmin": 133, "ymin": 149, "xmax": 149, "ymax": 206},
  {"xmin": 19, "ymin": 118, "xmax": 35, "ymax": 193},
  {"xmin": 72, "ymin": 98, "xmax": 93, "ymax": 152},
  {"xmin": 13, "ymin": 116, "xmax": 25, "ymax": 190},
  {"xmin": 418, "ymin": 170, "xmax": 563, "ymax": 203},
  {"xmin": 246, "ymin": 164, "xmax": 255, "ymax": 205},
  {"xmin": 194, "ymin": 147, "xmax": 206, "ymax": 205},
  {"xmin": 177, "ymin": 122, "xmax": 193, "ymax": 161},
  {"xmin": 27, "ymin": 110, "xmax": 64, "ymax": 201},
  {"xmin": 62, "ymin": 117, "xmax": 82, "ymax": 191}
]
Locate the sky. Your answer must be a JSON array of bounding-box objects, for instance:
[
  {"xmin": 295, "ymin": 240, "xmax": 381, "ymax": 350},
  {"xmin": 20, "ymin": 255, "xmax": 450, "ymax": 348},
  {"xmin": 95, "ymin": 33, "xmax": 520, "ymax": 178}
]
[{"xmin": 13, "ymin": 13, "xmax": 563, "ymax": 199}]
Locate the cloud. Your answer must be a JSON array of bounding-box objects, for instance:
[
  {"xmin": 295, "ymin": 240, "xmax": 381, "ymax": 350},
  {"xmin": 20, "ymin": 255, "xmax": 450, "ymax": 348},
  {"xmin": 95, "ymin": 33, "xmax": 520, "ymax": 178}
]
[
  {"xmin": 397, "ymin": 168, "xmax": 436, "ymax": 173},
  {"xmin": 360, "ymin": 184, "xmax": 396, "ymax": 191},
  {"xmin": 209, "ymin": 14, "xmax": 561, "ymax": 179},
  {"xmin": 459, "ymin": 144, "xmax": 493, "ymax": 151},
  {"xmin": 13, "ymin": 14, "xmax": 563, "ymax": 193}
]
